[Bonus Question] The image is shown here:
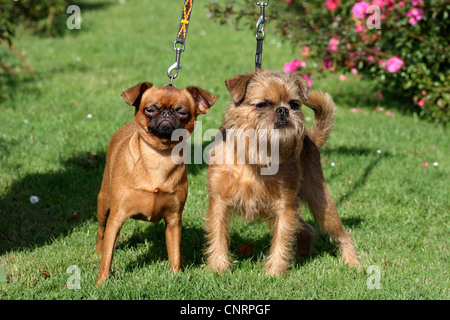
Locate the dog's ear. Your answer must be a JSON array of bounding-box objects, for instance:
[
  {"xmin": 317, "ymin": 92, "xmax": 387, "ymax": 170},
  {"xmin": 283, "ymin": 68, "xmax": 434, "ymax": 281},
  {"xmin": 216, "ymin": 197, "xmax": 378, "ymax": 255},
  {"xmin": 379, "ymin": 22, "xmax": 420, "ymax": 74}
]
[
  {"xmin": 295, "ymin": 76, "xmax": 310, "ymax": 102},
  {"xmin": 121, "ymin": 82, "xmax": 153, "ymax": 107},
  {"xmin": 225, "ymin": 73, "xmax": 254, "ymax": 106},
  {"xmin": 186, "ymin": 86, "xmax": 217, "ymax": 115}
]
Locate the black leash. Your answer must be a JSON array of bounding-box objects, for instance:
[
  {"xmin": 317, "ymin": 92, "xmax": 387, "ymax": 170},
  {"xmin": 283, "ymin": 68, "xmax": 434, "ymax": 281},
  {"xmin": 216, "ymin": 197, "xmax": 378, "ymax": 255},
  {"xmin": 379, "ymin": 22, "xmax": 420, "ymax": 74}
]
[
  {"xmin": 167, "ymin": 0, "xmax": 194, "ymax": 87},
  {"xmin": 255, "ymin": 0, "xmax": 269, "ymax": 70}
]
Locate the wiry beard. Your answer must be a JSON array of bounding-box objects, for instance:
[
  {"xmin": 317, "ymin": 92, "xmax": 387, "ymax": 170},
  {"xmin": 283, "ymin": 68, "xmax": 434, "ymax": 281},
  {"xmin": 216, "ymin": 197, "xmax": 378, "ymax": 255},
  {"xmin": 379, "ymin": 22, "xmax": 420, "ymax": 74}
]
[{"xmin": 218, "ymin": 103, "xmax": 306, "ymax": 166}]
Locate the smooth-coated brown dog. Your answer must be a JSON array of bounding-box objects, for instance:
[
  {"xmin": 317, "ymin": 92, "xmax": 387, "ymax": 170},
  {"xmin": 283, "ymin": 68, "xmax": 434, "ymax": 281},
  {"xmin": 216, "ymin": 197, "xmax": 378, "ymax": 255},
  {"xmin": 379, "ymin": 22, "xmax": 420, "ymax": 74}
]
[
  {"xmin": 96, "ymin": 82, "xmax": 216, "ymax": 284},
  {"xmin": 205, "ymin": 69, "xmax": 360, "ymax": 276}
]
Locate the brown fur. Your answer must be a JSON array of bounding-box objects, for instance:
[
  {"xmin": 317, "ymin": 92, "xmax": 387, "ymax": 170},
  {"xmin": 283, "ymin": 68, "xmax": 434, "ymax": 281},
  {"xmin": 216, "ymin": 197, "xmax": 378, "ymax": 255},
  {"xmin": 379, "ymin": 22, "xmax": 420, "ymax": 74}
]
[
  {"xmin": 204, "ymin": 69, "xmax": 360, "ymax": 276},
  {"xmin": 96, "ymin": 83, "xmax": 216, "ymax": 284}
]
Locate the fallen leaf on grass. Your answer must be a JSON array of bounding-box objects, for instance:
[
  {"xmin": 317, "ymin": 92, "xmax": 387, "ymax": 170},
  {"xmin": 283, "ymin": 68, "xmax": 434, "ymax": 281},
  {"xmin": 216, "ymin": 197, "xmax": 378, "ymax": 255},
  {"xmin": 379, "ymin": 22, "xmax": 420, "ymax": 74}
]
[
  {"xmin": 67, "ymin": 211, "xmax": 80, "ymax": 223},
  {"xmin": 237, "ymin": 244, "xmax": 254, "ymax": 258},
  {"xmin": 41, "ymin": 270, "xmax": 50, "ymax": 280}
]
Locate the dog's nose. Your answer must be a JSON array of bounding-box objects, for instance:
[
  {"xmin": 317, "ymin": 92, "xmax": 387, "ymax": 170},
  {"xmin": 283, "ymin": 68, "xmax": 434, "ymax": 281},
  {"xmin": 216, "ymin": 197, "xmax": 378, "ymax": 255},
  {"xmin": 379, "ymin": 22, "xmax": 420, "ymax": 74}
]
[
  {"xmin": 160, "ymin": 109, "xmax": 171, "ymax": 117},
  {"xmin": 276, "ymin": 107, "xmax": 289, "ymax": 117}
]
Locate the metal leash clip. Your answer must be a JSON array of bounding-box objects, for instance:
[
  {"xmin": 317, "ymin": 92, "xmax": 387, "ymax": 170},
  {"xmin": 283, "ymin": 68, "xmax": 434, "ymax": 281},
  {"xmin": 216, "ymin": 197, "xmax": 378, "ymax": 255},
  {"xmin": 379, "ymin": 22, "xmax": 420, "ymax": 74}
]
[
  {"xmin": 166, "ymin": 0, "xmax": 193, "ymax": 87},
  {"xmin": 256, "ymin": 0, "xmax": 269, "ymax": 40},
  {"xmin": 255, "ymin": 0, "xmax": 269, "ymax": 70},
  {"xmin": 167, "ymin": 41, "xmax": 185, "ymax": 86}
]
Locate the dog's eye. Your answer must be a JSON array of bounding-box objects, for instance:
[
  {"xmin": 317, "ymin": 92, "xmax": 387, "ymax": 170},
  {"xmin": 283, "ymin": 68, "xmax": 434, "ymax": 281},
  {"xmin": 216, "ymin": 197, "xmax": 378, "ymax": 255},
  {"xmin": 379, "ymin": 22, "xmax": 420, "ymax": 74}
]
[
  {"xmin": 288, "ymin": 100, "xmax": 300, "ymax": 110},
  {"xmin": 144, "ymin": 107, "xmax": 157, "ymax": 116},
  {"xmin": 256, "ymin": 100, "xmax": 272, "ymax": 109},
  {"xmin": 175, "ymin": 107, "xmax": 189, "ymax": 118}
]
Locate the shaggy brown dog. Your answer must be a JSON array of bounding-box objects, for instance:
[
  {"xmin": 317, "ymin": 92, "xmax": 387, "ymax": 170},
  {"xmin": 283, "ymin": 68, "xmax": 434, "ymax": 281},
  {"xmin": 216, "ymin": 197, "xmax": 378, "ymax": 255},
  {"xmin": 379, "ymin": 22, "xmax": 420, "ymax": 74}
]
[
  {"xmin": 204, "ymin": 69, "xmax": 360, "ymax": 276},
  {"xmin": 96, "ymin": 82, "xmax": 216, "ymax": 284}
]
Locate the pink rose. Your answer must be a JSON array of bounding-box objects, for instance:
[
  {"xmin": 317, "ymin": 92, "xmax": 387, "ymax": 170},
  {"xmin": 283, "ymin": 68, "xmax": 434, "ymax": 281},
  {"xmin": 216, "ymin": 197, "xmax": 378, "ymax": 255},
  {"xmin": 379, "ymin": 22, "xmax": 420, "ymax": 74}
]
[
  {"xmin": 323, "ymin": 57, "xmax": 333, "ymax": 69},
  {"xmin": 352, "ymin": 1, "xmax": 369, "ymax": 19},
  {"xmin": 328, "ymin": 38, "xmax": 340, "ymax": 53},
  {"xmin": 408, "ymin": 8, "xmax": 424, "ymax": 18},
  {"xmin": 408, "ymin": 17, "xmax": 417, "ymax": 25},
  {"xmin": 375, "ymin": 91, "xmax": 383, "ymax": 99},
  {"xmin": 355, "ymin": 24, "xmax": 364, "ymax": 33},
  {"xmin": 385, "ymin": 56, "xmax": 404, "ymax": 73},
  {"xmin": 371, "ymin": 0, "xmax": 385, "ymax": 7},
  {"xmin": 408, "ymin": 8, "xmax": 424, "ymax": 19},
  {"xmin": 300, "ymin": 74, "xmax": 313, "ymax": 87},
  {"xmin": 417, "ymin": 99, "xmax": 426, "ymax": 107},
  {"xmin": 291, "ymin": 59, "xmax": 303, "ymax": 69},
  {"xmin": 350, "ymin": 68, "xmax": 358, "ymax": 75},
  {"xmin": 339, "ymin": 74, "xmax": 346, "ymax": 81},
  {"xmin": 283, "ymin": 59, "xmax": 305, "ymax": 73},
  {"xmin": 407, "ymin": 8, "xmax": 424, "ymax": 25},
  {"xmin": 283, "ymin": 61, "xmax": 297, "ymax": 73},
  {"xmin": 286, "ymin": 0, "xmax": 294, "ymax": 3},
  {"xmin": 386, "ymin": 0, "xmax": 396, "ymax": 10},
  {"xmin": 325, "ymin": 0, "xmax": 340, "ymax": 11}
]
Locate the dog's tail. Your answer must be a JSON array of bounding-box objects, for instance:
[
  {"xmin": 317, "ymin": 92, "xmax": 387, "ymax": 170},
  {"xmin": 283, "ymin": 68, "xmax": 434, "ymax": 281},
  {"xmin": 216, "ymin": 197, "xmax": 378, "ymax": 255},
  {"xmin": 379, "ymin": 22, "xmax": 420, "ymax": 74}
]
[{"xmin": 303, "ymin": 90, "xmax": 336, "ymax": 148}]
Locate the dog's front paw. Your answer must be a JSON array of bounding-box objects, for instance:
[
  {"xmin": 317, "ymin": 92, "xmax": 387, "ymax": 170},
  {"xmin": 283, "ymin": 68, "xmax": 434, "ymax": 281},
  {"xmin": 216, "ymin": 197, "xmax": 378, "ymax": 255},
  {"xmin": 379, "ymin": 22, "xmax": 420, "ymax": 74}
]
[
  {"xmin": 264, "ymin": 266, "xmax": 287, "ymax": 277},
  {"xmin": 341, "ymin": 246, "xmax": 361, "ymax": 269},
  {"xmin": 206, "ymin": 256, "xmax": 233, "ymax": 273},
  {"xmin": 343, "ymin": 254, "xmax": 361, "ymax": 269},
  {"xmin": 96, "ymin": 273, "xmax": 109, "ymax": 287},
  {"xmin": 264, "ymin": 260, "xmax": 289, "ymax": 277}
]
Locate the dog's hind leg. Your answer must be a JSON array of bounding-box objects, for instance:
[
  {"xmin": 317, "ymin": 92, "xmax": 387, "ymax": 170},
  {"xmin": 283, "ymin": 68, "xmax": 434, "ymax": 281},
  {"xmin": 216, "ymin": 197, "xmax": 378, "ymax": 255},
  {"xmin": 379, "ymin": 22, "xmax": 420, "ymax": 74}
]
[
  {"xmin": 96, "ymin": 207, "xmax": 125, "ymax": 285},
  {"xmin": 96, "ymin": 173, "xmax": 110, "ymax": 256},
  {"xmin": 304, "ymin": 186, "xmax": 360, "ymax": 268},
  {"xmin": 296, "ymin": 217, "xmax": 317, "ymax": 256},
  {"xmin": 299, "ymin": 136, "xmax": 360, "ymax": 268}
]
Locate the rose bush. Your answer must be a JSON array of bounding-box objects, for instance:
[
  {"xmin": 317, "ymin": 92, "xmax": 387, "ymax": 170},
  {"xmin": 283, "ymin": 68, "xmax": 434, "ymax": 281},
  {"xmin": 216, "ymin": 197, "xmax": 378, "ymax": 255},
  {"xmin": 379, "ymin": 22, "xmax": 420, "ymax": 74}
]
[{"xmin": 208, "ymin": 0, "xmax": 449, "ymax": 123}]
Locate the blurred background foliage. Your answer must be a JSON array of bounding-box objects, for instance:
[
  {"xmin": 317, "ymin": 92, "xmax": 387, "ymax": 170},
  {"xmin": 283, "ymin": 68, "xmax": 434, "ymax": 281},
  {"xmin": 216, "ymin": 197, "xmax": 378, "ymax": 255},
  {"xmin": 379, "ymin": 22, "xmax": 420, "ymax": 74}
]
[{"xmin": 208, "ymin": 0, "xmax": 449, "ymax": 123}]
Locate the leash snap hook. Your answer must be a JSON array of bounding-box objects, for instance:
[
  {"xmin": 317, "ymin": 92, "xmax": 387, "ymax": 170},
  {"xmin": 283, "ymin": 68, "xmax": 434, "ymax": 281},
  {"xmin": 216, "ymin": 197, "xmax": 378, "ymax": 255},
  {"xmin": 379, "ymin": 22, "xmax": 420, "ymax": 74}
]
[
  {"xmin": 167, "ymin": 41, "xmax": 184, "ymax": 83},
  {"xmin": 254, "ymin": 0, "xmax": 269, "ymax": 70},
  {"xmin": 256, "ymin": 16, "xmax": 265, "ymax": 39},
  {"xmin": 255, "ymin": 0, "xmax": 268, "ymax": 39}
]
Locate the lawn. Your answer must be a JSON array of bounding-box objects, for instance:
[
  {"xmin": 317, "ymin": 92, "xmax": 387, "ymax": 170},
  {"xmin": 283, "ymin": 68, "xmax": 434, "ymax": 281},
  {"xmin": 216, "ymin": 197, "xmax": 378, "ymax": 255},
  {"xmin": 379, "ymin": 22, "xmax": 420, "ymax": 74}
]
[{"xmin": 0, "ymin": 0, "xmax": 448, "ymax": 300}]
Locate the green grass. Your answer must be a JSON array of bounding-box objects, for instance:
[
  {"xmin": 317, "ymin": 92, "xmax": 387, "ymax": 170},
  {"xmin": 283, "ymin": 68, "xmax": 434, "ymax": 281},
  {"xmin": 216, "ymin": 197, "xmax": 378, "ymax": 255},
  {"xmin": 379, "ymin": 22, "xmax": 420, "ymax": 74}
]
[{"xmin": 0, "ymin": 0, "xmax": 448, "ymax": 300}]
